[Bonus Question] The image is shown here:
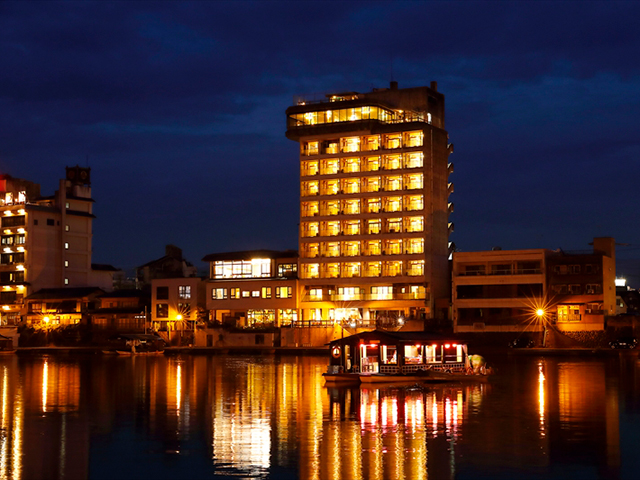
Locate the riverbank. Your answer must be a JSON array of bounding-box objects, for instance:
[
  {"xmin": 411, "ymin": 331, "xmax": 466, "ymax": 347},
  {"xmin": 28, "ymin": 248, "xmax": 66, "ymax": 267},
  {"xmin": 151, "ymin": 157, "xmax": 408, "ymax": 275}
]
[{"xmin": 9, "ymin": 345, "xmax": 639, "ymax": 357}]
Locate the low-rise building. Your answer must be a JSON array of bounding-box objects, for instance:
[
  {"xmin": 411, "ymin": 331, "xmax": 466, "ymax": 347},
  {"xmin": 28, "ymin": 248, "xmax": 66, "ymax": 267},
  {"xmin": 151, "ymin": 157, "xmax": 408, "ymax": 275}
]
[
  {"xmin": 25, "ymin": 287, "xmax": 104, "ymax": 327},
  {"xmin": 91, "ymin": 289, "xmax": 149, "ymax": 332},
  {"xmin": 203, "ymin": 250, "xmax": 299, "ymax": 327},
  {"xmin": 151, "ymin": 276, "xmax": 206, "ymax": 332},
  {"xmin": 453, "ymin": 237, "xmax": 616, "ymax": 333}
]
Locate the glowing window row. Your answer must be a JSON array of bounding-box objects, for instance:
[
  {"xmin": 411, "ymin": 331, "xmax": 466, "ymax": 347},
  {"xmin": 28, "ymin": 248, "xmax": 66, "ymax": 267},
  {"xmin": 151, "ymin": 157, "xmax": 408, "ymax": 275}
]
[
  {"xmin": 302, "ymin": 152, "xmax": 424, "ymax": 175},
  {"xmin": 308, "ymin": 284, "xmax": 427, "ymax": 301},
  {"xmin": 212, "ymin": 259, "xmax": 272, "ymax": 279},
  {"xmin": 302, "ymin": 238, "xmax": 424, "ymax": 258},
  {"xmin": 302, "ymin": 174, "xmax": 423, "ymax": 196},
  {"xmin": 302, "ymin": 195, "xmax": 423, "ymax": 216},
  {"xmin": 289, "ymin": 106, "xmax": 429, "ymax": 130},
  {"xmin": 301, "ymin": 132, "xmax": 424, "ymax": 156},
  {"xmin": 302, "ymin": 217, "xmax": 424, "ymax": 237},
  {"xmin": 302, "ymin": 260, "xmax": 424, "ymax": 279},
  {"xmin": 212, "ymin": 286, "xmax": 293, "ymax": 299}
]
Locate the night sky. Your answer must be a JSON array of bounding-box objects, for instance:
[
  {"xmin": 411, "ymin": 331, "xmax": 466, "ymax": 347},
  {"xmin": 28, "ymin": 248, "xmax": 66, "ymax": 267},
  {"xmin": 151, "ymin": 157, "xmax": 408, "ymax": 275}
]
[{"xmin": 2, "ymin": 1, "xmax": 640, "ymax": 285}]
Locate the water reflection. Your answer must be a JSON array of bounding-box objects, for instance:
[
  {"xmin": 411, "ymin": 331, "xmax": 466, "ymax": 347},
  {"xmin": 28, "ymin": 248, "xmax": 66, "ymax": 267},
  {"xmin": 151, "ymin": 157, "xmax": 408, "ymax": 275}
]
[{"xmin": 0, "ymin": 354, "xmax": 636, "ymax": 479}]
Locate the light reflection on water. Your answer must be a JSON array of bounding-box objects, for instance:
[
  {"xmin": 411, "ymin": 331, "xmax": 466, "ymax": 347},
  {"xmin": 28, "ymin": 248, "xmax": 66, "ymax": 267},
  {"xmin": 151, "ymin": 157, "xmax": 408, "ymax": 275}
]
[{"xmin": 0, "ymin": 354, "xmax": 637, "ymax": 479}]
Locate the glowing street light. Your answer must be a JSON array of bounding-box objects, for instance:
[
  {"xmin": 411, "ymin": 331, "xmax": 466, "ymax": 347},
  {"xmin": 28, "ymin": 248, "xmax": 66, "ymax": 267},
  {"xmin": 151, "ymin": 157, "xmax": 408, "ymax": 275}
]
[{"xmin": 536, "ymin": 308, "xmax": 545, "ymax": 318}]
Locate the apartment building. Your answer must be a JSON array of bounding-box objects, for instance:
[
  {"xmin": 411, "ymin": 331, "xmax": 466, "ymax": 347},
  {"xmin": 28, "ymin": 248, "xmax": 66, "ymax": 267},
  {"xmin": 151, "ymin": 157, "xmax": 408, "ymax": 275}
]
[
  {"xmin": 286, "ymin": 81, "xmax": 454, "ymax": 327},
  {"xmin": 0, "ymin": 167, "xmax": 110, "ymax": 326},
  {"xmin": 452, "ymin": 238, "xmax": 616, "ymax": 333}
]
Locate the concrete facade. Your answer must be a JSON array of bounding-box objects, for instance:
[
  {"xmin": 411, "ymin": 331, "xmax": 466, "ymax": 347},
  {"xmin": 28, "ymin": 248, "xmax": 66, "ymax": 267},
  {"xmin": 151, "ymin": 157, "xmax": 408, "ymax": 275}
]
[{"xmin": 453, "ymin": 238, "xmax": 616, "ymax": 333}]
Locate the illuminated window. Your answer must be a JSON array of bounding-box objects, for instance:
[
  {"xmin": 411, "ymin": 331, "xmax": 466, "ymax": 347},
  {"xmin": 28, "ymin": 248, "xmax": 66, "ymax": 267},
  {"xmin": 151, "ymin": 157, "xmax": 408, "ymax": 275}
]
[
  {"xmin": 305, "ymin": 243, "xmax": 319, "ymax": 258},
  {"xmin": 344, "ymin": 262, "xmax": 361, "ymax": 277},
  {"xmin": 366, "ymin": 240, "xmax": 381, "ymax": 256},
  {"xmin": 386, "ymin": 176, "xmax": 402, "ymax": 191},
  {"xmin": 302, "ymin": 201, "xmax": 319, "ymax": 217},
  {"xmin": 407, "ymin": 260, "xmax": 425, "ymax": 276},
  {"xmin": 156, "ymin": 303, "xmax": 168, "ymax": 318},
  {"xmin": 324, "ymin": 179, "xmax": 339, "ymax": 195},
  {"xmin": 343, "ymin": 157, "xmax": 360, "ymax": 173},
  {"xmin": 385, "ymin": 239, "xmax": 402, "ymax": 255},
  {"xmin": 385, "ymin": 196, "xmax": 402, "ymax": 212},
  {"xmin": 303, "ymin": 181, "xmax": 319, "ymax": 196},
  {"xmin": 230, "ymin": 288, "xmax": 240, "ymax": 299},
  {"xmin": 387, "ymin": 218, "xmax": 402, "ymax": 233},
  {"xmin": 342, "ymin": 178, "xmax": 360, "ymax": 194},
  {"xmin": 362, "ymin": 135, "xmax": 380, "ymax": 152},
  {"xmin": 406, "ymin": 173, "xmax": 423, "ymax": 190},
  {"xmin": 242, "ymin": 291, "xmax": 250, "ymax": 298},
  {"xmin": 406, "ymin": 216, "xmax": 424, "ymax": 232},
  {"xmin": 309, "ymin": 288, "xmax": 323, "ymax": 300},
  {"xmin": 343, "ymin": 199, "xmax": 360, "ymax": 214},
  {"xmin": 325, "ymin": 221, "xmax": 340, "ymax": 236},
  {"xmin": 344, "ymin": 220, "xmax": 360, "ymax": 235},
  {"xmin": 384, "ymin": 154, "xmax": 402, "ymax": 170},
  {"xmin": 343, "ymin": 241, "xmax": 360, "ymax": 256},
  {"xmin": 277, "ymin": 263, "xmax": 297, "ymax": 277},
  {"xmin": 325, "ymin": 200, "xmax": 339, "ymax": 216},
  {"xmin": 557, "ymin": 305, "xmax": 581, "ymax": 322},
  {"xmin": 365, "ymin": 261, "xmax": 381, "ymax": 277},
  {"xmin": 325, "ymin": 141, "xmax": 339, "ymax": 154},
  {"xmin": 371, "ymin": 286, "xmax": 393, "ymax": 300},
  {"xmin": 65, "ymin": 202, "xmax": 70, "ymax": 209},
  {"xmin": 178, "ymin": 285, "xmax": 191, "ymax": 299},
  {"xmin": 386, "ymin": 260, "xmax": 403, "ymax": 276},
  {"xmin": 337, "ymin": 287, "xmax": 359, "ymax": 300},
  {"xmin": 326, "ymin": 263, "xmax": 340, "ymax": 278},
  {"xmin": 404, "ymin": 131, "xmax": 424, "ymax": 147},
  {"xmin": 406, "ymin": 238, "xmax": 424, "ymax": 254},
  {"xmin": 323, "ymin": 159, "xmax": 339, "ymax": 175},
  {"xmin": 247, "ymin": 309, "xmax": 275, "ymax": 326},
  {"xmin": 384, "ymin": 133, "xmax": 402, "ymax": 149},
  {"xmin": 212, "ymin": 288, "xmax": 227, "ymax": 299},
  {"xmin": 305, "ymin": 264, "xmax": 319, "ymax": 279},
  {"xmin": 64, "ymin": 278, "xmax": 69, "ymax": 285},
  {"xmin": 303, "ymin": 222, "xmax": 319, "ymax": 237},
  {"xmin": 213, "ymin": 259, "xmax": 271, "ymax": 278},
  {"xmin": 364, "ymin": 176, "xmax": 380, "ymax": 193},
  {"xmin": 366, "ymin": 197, "xmax": 381, "ymax": 213},
  {"xmin": 341, "ymin": 137, "xmax": 360, "ymax": 153},
  {"xmin": 305, "ymin": 141, "xmax": 319, "ymax": 155},
  {"xmin": 279, "ymin": 309, "xmax": 298, "ymax": 326},
  {"xmin": 64, "ymin": 260, "xmax": 69, "ymax": 268},
  {"xmin": 275, "ymin": 286, "xmax": 292, "ymax": 298},
  {"xmin": 251, "ymin": 290, "xmax": 260, "ymax": 298},
  {"xmin": 64, "ymin": 242, "xmax": 69, "ymax": 249},
  {"xmin": 364, "ymin": 156, "xmax": 380, "ymax": 171},
  {"xmin": 405, "ymin": 152, "xmax": 423, "ymax": 168},
  {"xmin": 325, "ymin": 242, "xmax": 340, "ymax": 257},
  {"xmin": 303, "ymin": 161, "xmax": 319, "ymax": 176},
  {"xmin": 367, "ymin": 219, "xmax": 381, "ymax": 235},
  {"xmin": 406, "ymin": 195, "xmax": 424, "ymax": 211}
]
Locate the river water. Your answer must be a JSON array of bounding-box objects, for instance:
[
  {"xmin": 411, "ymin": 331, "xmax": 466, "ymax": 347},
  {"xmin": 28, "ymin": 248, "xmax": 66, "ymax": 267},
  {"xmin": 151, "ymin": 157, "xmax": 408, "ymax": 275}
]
[{"xmin": 0, "ymin": 352, "xmax": 638, "ymax": 480}]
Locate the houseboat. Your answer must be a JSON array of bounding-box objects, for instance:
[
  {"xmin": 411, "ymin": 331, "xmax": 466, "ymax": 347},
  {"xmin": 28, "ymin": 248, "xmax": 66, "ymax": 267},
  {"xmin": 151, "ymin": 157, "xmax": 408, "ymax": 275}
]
[{"xmin": 324, "ymin": 330, "xmax": 489, "ymax": 384}]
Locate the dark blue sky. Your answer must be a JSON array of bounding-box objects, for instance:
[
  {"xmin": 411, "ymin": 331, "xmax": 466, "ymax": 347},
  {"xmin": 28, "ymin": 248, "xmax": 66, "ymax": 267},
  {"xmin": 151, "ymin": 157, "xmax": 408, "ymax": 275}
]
[{"xmin": 1, "ymin": 1, "xmax": 639, "ymax": 284}]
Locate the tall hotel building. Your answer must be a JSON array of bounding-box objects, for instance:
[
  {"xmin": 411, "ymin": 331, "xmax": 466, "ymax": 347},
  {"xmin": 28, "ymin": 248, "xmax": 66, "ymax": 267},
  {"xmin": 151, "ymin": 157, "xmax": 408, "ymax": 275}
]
[{"xmin": 286, "ymin": 81, "xmax": 454, "ymax": 327}]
